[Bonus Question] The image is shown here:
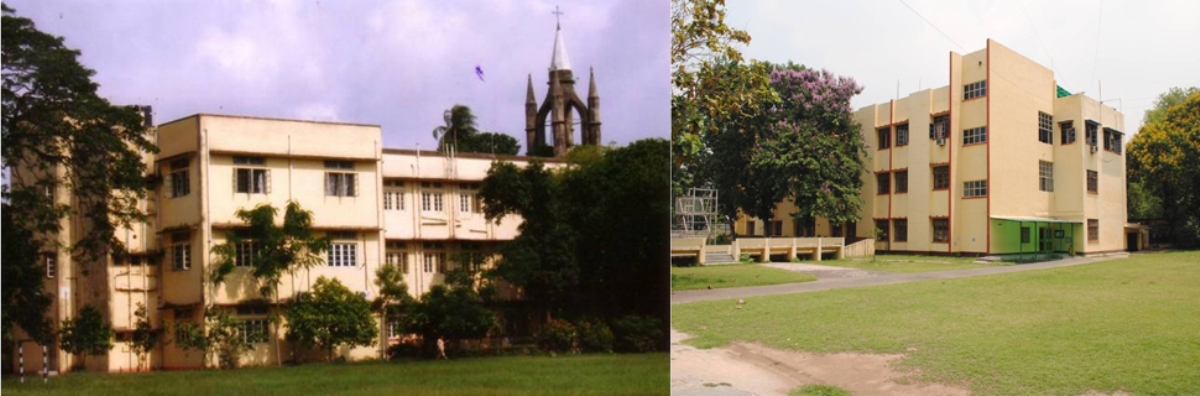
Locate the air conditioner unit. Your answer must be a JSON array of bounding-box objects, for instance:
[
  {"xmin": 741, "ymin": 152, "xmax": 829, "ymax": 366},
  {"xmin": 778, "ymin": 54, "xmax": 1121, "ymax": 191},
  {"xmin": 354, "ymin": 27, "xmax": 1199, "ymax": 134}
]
[
  {"xmin": 1090, "ymin": 145, "xmax": 1098, "ymax": 154},
  {"xmin": 936, "ymin": 138, "xmax": 946, "ymax": 146}
]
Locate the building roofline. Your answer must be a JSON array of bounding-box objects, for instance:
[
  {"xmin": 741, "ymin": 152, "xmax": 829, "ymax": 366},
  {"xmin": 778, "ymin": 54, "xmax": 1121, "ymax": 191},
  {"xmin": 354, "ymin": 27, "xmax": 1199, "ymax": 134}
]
[
  {"xmin": 157, "ymin": 113, "xmax": 381, "ymax": 129},
  {"xmin": 381, "ymin": 148, "xmax": 566, "ymax": 163}
]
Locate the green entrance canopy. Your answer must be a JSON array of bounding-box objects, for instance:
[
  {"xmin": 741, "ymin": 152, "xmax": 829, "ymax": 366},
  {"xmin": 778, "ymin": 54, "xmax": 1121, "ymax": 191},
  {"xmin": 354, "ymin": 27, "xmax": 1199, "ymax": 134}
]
[
  {"xmin": 1056, "ymin": 85, "xmax": 1071, "ymax": 98},
  {"xmin": 992, "ymin": 216, "xmax": 1081, "ymax": 224}
]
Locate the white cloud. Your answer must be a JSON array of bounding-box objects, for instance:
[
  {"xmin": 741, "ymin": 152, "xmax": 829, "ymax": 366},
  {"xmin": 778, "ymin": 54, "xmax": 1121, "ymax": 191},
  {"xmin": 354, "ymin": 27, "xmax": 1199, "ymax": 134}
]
[{"xmin": 293, "ymin": 102, "xmax": 340, "ymax": 121}]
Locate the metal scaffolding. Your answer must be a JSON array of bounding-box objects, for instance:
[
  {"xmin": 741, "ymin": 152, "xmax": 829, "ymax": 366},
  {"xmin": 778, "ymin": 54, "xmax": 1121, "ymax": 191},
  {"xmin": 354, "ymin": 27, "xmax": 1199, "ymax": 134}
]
[{"xmin": 672, "ymin": 188, "xmax": 727, "ymax": 237}]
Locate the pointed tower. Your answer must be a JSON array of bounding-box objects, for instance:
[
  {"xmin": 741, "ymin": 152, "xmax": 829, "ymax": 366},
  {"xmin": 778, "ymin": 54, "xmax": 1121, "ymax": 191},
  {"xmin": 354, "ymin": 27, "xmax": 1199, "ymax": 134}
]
[{"xmin": 526, "ymin": 11, "xmax": 601, "ymax": 157}]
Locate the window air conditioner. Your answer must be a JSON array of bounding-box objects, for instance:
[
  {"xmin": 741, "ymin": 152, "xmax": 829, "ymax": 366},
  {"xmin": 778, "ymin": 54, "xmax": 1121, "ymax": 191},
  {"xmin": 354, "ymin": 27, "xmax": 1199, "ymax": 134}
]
[
  {"xmin": 1090, "ymin": 145, "xmax": 1098, "ymax": 154},
  {"xmin": 936, "ymin": 138, "xmax": 946, "ymax": 146}
]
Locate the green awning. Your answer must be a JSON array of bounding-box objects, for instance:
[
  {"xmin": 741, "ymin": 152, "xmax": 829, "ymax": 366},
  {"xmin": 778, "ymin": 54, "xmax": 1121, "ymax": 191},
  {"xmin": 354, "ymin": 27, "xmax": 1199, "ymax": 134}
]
[
  {"xmin": 992, "ymin": 216, "xmax": 1081, "ymax": 224},
  {"xmin": 1056, "ymin": 85, "xmax": 1071, "ymax": 98}
]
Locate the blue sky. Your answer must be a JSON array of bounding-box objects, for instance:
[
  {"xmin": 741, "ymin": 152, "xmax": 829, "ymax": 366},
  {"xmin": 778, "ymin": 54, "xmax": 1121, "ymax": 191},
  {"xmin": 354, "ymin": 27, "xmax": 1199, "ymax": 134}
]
[
  {"xmin": 4, "ymin": 0, "xmax": 669, "ymax": 151},
  {"xmin": 727, "ymin": 0, "xmax": 1200, "ymax": 132}
]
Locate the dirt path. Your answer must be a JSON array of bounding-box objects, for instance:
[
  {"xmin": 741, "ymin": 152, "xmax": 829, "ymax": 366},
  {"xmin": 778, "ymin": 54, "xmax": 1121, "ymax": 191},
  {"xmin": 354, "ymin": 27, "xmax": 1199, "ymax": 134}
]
[{"xmin": 670, "ymin": 329, "xmax": 970, "ymax": 396}]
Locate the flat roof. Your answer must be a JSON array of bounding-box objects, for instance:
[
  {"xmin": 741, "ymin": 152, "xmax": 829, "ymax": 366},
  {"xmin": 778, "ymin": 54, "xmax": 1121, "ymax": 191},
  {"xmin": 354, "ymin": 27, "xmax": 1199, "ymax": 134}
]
[
  {"xmin": 991, "ymin": 216, "xmax": 1082, "ymax": 224},
  {"xmin": 158, "ymin": 113, "xmax": 381, "ymax": 128}
]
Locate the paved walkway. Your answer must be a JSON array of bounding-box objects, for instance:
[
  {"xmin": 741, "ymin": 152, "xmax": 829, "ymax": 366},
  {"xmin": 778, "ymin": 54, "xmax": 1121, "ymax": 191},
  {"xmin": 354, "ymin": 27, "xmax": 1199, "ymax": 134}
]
[{"xmin": 672, "ymin": 254, "xmax": 1126, "ymax": 304}]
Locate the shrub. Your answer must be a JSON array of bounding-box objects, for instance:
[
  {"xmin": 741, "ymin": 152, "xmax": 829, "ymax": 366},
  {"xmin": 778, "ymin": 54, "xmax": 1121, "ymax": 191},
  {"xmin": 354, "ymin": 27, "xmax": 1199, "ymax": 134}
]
[
  {"xmin": 612, "ymin": 315, "xmax": 665, "ymax": 353},
  {"xmin": 738, "ymin": 254, "xmax": 753, "ymax": 263},
  {"xmin": 534, "ymin": 318, "xmax": 577, "ymax": 353},
  {"xmin": 575, "ymin": 320, "xmax": 614, "ymax": 353}
]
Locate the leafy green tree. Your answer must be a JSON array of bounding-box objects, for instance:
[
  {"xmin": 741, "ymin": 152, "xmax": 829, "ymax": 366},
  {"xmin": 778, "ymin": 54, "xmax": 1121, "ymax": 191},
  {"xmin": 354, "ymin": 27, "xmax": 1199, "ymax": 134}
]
[
  {"xmin": 201, "ymin": 308, "xmax": 253, "ymax": 369},
  {"xmin": 372, "ymin": 260, "xmax": 415, "ymax": 350},
  {"xmin": 1, "ymin": 204, "xmax": 53, "ymax": 344},
  {"xmin": 433, "ymin": 104, "xmax": 480, "ymax": 152},
  {"xmin": 209, "ymin": 201, "xmax": 331, "ymax": 365},
  {"xmin": 286, "ymin": 277, "xmax": 378, "ymax": 362},
  {"xmin": 1143, "ymin": 86, "xmax": 1199, "ymax": 126},
  {"xmin": 456, "ymin": 131, "xmax": 521, "ymax": 156},
  {"xmin": 1128, "ymin": 91, "xmax": 1200, "ymax": 247},
  {"xmin": 58, "ymin": 304, "xmax": 113, "ymax": 369},
  {"xmin": 403, "ymin": 270, "xmax": 497, "ymax": 356},
  {"xmin": 2, "ymin": 5, "xmax": 157, "ymax": 262},
  {"xmin": 129, "ymin": 302, "xmax": 159, "ymax": 370}
]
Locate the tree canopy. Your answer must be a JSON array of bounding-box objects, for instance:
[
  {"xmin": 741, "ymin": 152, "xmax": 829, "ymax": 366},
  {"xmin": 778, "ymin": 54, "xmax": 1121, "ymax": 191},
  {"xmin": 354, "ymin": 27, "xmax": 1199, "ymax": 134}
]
[
  {"xmin": 210, "ymin": 201, "xmax": 331, "ymax": 298},
  {"xmin": 1127, "ymin": 90, "xmax": 1200, "ymax": 247},
  {"xmin": 1, "ymin": 204, "xmax": 53, "ymax": 344},
  {"xmin": 286, "ymin": 277, "xmax": 378, "ymax": 361},
  {"xmin": 58, "ymin": 304, "xmax": 114, "ymax": 368},
  {"xmin": 432, "ymin": 104, "xmax": 520, "ymax": 156}
]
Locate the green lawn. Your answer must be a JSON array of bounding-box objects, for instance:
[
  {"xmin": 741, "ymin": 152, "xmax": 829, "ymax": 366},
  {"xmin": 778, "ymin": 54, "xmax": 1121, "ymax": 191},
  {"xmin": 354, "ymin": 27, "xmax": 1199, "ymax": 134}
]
[
  {"xmin": 2, "ymin": 353, "xmax": 667, "ymax": 396},
  {"xmin": 671, "ymin": 264, "xmax": 817, "ymax": 291},
  {"xmin": 813, "ymin": 254, "xmax": 1009, "ymax": 273},
  {"xmin": 673, "ymin": 251, "xmax": 1200, "ymax": 395}
]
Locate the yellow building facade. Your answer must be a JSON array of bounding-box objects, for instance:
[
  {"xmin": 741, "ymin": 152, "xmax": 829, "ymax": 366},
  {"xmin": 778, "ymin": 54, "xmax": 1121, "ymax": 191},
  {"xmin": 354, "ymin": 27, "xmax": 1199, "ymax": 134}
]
[
  {"xmin": 738, "ymin": 40, "xmax": 1129, "ymax": 256},
  {"xmin": 14, "ymin": 114, "xmax": 554, "ymax": 373}
]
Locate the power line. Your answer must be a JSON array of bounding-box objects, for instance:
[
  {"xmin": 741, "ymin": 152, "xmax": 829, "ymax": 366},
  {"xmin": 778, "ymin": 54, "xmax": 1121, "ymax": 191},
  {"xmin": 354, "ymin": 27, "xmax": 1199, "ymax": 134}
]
[{"xmin": 1016, "ymin": 0, "xmax": 1061, "ymax": 87}]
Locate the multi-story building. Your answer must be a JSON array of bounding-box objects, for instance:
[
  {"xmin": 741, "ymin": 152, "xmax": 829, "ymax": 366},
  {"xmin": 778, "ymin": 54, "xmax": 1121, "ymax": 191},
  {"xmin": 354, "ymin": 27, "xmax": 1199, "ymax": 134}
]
[{"xmin": 738, "ymin": 40, "xmax": 1135, "ymax": 256}]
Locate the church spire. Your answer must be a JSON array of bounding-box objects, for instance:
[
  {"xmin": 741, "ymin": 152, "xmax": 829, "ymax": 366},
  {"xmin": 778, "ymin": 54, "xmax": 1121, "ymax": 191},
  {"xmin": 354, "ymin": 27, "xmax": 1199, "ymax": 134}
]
[
  {"xmin": 588, "ymin": 67, "xmax": 598, "ymax": 99},
  {"xmin": 526, "ymin": 74, "xmax": 536, "ymax": 104},
  {"xmin": 549, "ymin": 6, "xmax": 571, "ymax": 71}
]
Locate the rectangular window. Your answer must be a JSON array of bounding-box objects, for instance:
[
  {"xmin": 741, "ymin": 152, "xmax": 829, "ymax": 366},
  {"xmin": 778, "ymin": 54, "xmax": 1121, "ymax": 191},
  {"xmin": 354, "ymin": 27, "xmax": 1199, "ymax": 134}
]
[
  {"xmin": 893, "ymin": 219, "xmax": 908, "ymax": 242},
  {"xmin": 894, "ymin": 171, "xmax": 908, "ymax": 193},
  {"xmin": 422, "ymin": 192, "xmax": 444, "ymax": 212},
  {"xmin": 963, "ymin": 127, "xmax": 987, "ymax": 145},
  {"xmin": 235, "ymin": 240, "xmax": 256, "ymax": 267},
  {"xmin": 831, "ymin": 223, "xmax": 843, "ymax": 237},
  {"xmin": 769, "ymin": 220, "xmax": 783, "ymax": 237},
  {"xmin": 930, "ymin": 115, "xmax": 949, "ymax": 139},
  {"xmin": 327, "ymin": 243, "xmax": 357, "ymax": 267},
  {"xmin": 386, "ymin": 251, "xmax": 409, "ymax": 273},
  {"xmin": 932, "ymin": 219, "xmax": 949, "ymax": 242},
  {"xmin": 238, "ymin": 319, "xmax": 269, "ymax": 344},
  {"xmin": 963, "ymin": 180, "xmax": 987, "ymax": 198},
  {"xmin": 170, "ymin": 169, "xmax": 190, "ymax": 198},
  {"xmin": 1103, "ymin": 128, "xmax": 1124, "ymax": 154},
  {"xmin": 1039, "ymin": 161, "xmax": 1054, "ymax": 192},
  {"xmin": 45, "ymin": 253, "xmax": 56, "ymax": 278},
  {"xmin": 384, "ymin": 191, "xmax": 404, "ymax": 210},
  {"xmin": 745, "ymin": 220, "xmax": 756, "ymax": 236},
  {"xmin": 876, "ymin": 173, "xmax": 890, "ymax": 194},
  {"xmin": 877, "ymin": 127, "xmax": 891, "ymax": 149},
  {"xmin": 1038, "ymin": 112, "xmax": 1053, "ymax": 144},
  {"xmin": 233, "ymin": 156, "xmax": 266, "ymax": 165},
  {"xmin": 1085, "ymin": 121, "xmax": 1099, "ymax": 146},
  {"xmin": 1087, "ymin": 170, "xmax": 1098, "ymax": 193},
  {"xmin": 875, "ymin": 219, "xmax": 889, "ymax": 241},
  {"xmin": 964, "ymin": 80, "xmax": 987, "ymax": 100},
  {"xmin": 1060, "ymin": 121, "xmax": 1076, "ymax": 145},
  {"xmin": 235, "ymin": 168, "xmax": 268, "ymax": 194},
  {"xmin": 460, "ymin": 193, "xmax": 472, "ymax": 213},
  {"xmin": 895, "ymin": 124, "xmax": 909, "ymax": 146},
  {"xmin": 423, "ymin": 253, "xmax": 437, "ymax": 273},
  {"xmin": 932, "ymin": 166, "xmax": 950, "ymax": 190},
  {"xmin": 1021, "ymin": 227, "xmax": 1031, "ymax": 244},
  {"xmin": 324, "ymin": 160, "xmax": 354, "ymax": 170},
  {"xmin": 171, "ymin": 231, "xmax": 191, "ymax": 270},
  {"xmin": 325, "ymin": 173, "xmax": 357, "ymax": 197},
  {"xmin": 1088, "ymin": 219, "xmax": 1099, "ymax": 242}
]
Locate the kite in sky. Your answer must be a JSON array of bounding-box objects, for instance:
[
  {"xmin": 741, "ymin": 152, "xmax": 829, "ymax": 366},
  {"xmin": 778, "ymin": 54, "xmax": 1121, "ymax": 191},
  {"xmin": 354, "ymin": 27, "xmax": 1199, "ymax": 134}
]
[{"xmin": 475, "ymin": 65, "xmax": 485, "ymax": 82}]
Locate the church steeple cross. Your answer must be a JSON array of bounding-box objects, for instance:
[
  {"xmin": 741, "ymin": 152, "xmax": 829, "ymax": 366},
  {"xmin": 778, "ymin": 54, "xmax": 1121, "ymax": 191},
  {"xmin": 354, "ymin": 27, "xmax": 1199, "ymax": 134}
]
[{"xmin": 553, "ymin": 6, "xmax": 564, "ymax": 30}]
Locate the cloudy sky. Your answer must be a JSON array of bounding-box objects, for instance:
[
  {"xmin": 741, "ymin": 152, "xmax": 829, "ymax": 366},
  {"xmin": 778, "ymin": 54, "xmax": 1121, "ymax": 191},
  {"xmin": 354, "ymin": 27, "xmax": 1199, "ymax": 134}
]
[
  {"xmin": 727, "ymin": 0, "xmax": 1200, "ymax": 132},
  {"xmin": 5, "ymin": 0, "xmax": 669, "ymax": 151}
]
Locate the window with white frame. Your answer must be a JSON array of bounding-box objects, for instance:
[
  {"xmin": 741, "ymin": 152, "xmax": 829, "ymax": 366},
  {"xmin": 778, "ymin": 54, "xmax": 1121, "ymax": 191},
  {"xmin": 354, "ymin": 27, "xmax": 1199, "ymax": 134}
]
[
  {"xmin": 233, "ymin": 157, "xmax": 269, "ymax": 195},
  {"xmin": 421, "ymin": 182, "xmax": 443, "ymax": 212},
  {"xmin": 1085, "ymin": 121, "xmax": 1099, "ymax": 146},
  {"xmin": 423, "ymin": 253, "xmax": 436, "ymax": 273},
  {"xmin": 386, "ymin": 251, "xmax": 408, "ymax": 273},
  {"xmin": 171, "ymin": 230, "xmax": 191, "ymax": 270},
  {"xmin": 964, "ymin": 80, "xmax": 987, "ymax": 100},
  {"xmin": 963, "ymin": 180, "xmax": 987, "ymax": 197},
  {"xmin": 44, "ymin": 253, "xmax": 56, "ymax": 278},
  {"xmin": 384, "ymin": 180, "xmax": 404, "ymax": 211},
  {"xmin": 963, "ymin": 127, "xmax": 987, "ymax": 145},
  {"xmin": 324, "ymin": 160, "xmax": 356, "ymax": 197},
  {"xmin": 895, "ymin": 124, "xmax": 909, "ymax": 146},
  {"xmin": 169, "ymin": 158, "xmax": 190, "ymax": 198},
  {"xmin": 1039, "ymin": 161, "xmax": 1054, "ymax": 192},
  {"xmin": 1038, "ymin": 112, "xmax": 1053, "ymax": 144},
  {"xmin": 328, "ymin": 243, "xmax": 357, "ymax": 267},
  {"xmin": 235, "ymin": 240, "xmax": 257, "ymax": 267},
  {"xmin": 930, "ymin": 115, "xmax": 949, "ymax": 139},
  {"xmin": 238, "ymin": 319, "xmax": 269, "ymax": 344}
]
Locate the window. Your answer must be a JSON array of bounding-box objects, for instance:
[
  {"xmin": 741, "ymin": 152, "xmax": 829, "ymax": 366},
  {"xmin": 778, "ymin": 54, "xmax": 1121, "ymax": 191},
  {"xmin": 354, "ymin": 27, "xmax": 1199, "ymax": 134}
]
[
  {"xmin": 235, "ymin": 168, "xmax": 268, "ymax": 194},
  {"xmin": 1088, "ymin": 219, "xmax": 1099, "ymax": 242},
  {"xmin": 963, "ymin": 127, "xmax": 987, "ymax": 145},
  {"xmin": 768, "ymin": 220, "xmax": 783, "ymax": 237},
  {"xmin": 831, "ymin": 223, "xmax": 843, "ymax": 237},
  {"xmin": 1087, "ymin": 170, "xmax": 1098, "ymax": 193},
  {"xmin": 1060, "ymin": 121, "xmax": 1076, "ymax": 145},
  {"xmin": 169, "ymin": 159, "xmax": 190, "ymax": 198},
  {"xmin": 421, "ymin": 182, "xmax": 443, "ymax": 212},
  {"xmin": 45, "ymin": 253, "xmax": 56, "ymax": 278},
  {"xmin": 384, "ymin": 181, "xmax": 405, "ymax": 211},
  {"xmin": 423, "ymin": 253, "xmax": 436, "ymax": 272},
  {"xmin": 932, "ymin": 219, "xmax": 949, "ymax": 242},
  {"xmin": 1039, "ymin": 161, "xmax": 1054, "ymax": 192},
  {"xmin": 745, "ymin": 220, "xmax": 756, "ymax": 236},
  {"xmin": 234, "ymin": 156, "xmax": 266, "ymax": 165},
  {"xmin": 877, "ymin": 127, "xmax": 891, "ymax": 149},
  {"xmin": 171, "ymin": 231, "xmax": 191, "ymax": 270},
  {"xmin": 793, "ymin": 218, "xmax": 815, "ymax": 237},
  {"xmin": 386, "ymin": 251, "xmax": 408, "ymax": 273},
  {"xmin": 932, "ymin": 166, "xmax": 950, "ymax": 190},
  {"xmin": 1085, "ymin": 121, "xmax": 1099, "ymax": 146},
  {"xmin": 876, "ymin": 173, "xmax": 890, "ymax": 194},
  {"xmin": 1103, "ymin": 128, "xmax": 1124, "ymax": 154},
  {"xmin": 964, "ymin": 80, "xmax": 987, "ymax": 100},
  {"xmin": 895, "ymin": 124, "xmax": 909, "ymax": 146},
  {"xmin": 238, "ymin": 319, "xmax": 269, "ymax": 344},
  {"xmin": 930, "ymin": 115, "xmax": 949, "ymax": 139},
  {"xmin": 1038, "ymin": 112, "xmax": 1053, "ymax": 144},
  {"xmin": 325, "ymin": 173, "xmax": 356, "ymax": 197},
  {"xmin": 324, "ymin": 160, "xmax": 354, "ymax": 170},
  {"xmin": 894, "ymin": 171, "xmax": 908, "ymax": 193},
  {"xmin": 235, "ymin": 240, "xmax": 257, "ymax": 267},
  {"xmin": 1021, "ymin": 227, "xmax": 1031, "ymax": 244},
  {"xmin": 963, "ymin": 180, "xmax": 987, "ymax": 198},
  {"xmin": 328, "ymin": 243, "xmax": 357, "ymax": 267},
  {"xmin": 460, "ymin": 193, "xmax": 472, "ymax": 213},
  {"xmin": 874, "ymin": 219, "xmax": 889, "ymax": 241},
  {"xmin": 893, "ymin": 219, "xmax": 908, "ymax": 242}
]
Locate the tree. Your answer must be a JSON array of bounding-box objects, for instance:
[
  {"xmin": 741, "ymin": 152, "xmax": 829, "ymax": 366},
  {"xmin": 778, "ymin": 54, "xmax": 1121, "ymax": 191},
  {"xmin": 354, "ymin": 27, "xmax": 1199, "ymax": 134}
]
[
  {"xmin": 286, "ymin": 277, "xmax": 378, "ymax": 362},
  {"xmin": 129, "ymin": 302, "xmax": 159, "ymax": 370},
  {"xmin": 1, "ymin": 204, "xmax": 53, "ymax": 345},
  {"xmin": 2, "ymin": 5, "xmax": 157, "ymax": 263},
  {"xmin": 171, "ymin": 308, "xmax": 251, "ymax": 369},
  {"xmin": 1128, "ymin": 86, "xmax": 1198, "ymax": 220},
  {"xmin": 456, "ymin": 131, "xmax": 521, "ymax": 156},
  {"xmin": 209, "ymin": 201, "xmax": 331, "ymax": 364},
  {"xmin": 432, "ymin": 104, "xmax": 480, "ymax": 152},
  {"xmin": 704, "ymin": 63, "xmax": 866, "ymax": 234},
  {"xmin": 58, "ymin": 304, "xmax": 113, "ymax": 370},
  {"xmin": 1143, "ymin": 86, "xmax": 1199, "ymax": 126},
  {"xmin": 403, "ymin": 270, "xmax": 497, "ymax": 356},
  {"xmin": 372, "ymin": 259, "xmax": 415, "ymax": 354},
  {"xmin": 1127, "ymin": 91, "xmax": 1200, "ymax": 247}
]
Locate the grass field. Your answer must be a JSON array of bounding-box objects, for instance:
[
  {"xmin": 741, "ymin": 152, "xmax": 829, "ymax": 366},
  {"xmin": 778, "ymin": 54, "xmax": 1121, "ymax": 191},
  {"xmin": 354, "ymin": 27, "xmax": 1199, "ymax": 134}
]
[
  {"xmin": 2, "ymin": 353, "xmax": 667, "ymax": 396},
  {"xmin": 816, "ymin": 254, "xmax": 1008, "ymax": 273},
  {"xmin": 673, "ymin": 251, "xmax": 1200, "ymax": 395},
  {"xmin": 671, "ymin": 264, "xmax": 817, "ymax": 291}
]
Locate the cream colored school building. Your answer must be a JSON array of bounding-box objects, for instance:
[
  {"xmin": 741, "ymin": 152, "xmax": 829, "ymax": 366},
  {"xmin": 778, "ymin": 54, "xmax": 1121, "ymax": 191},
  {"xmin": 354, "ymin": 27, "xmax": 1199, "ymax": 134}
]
[
  {"xmin": 738, "ymin": 40, "xmax": 1142, "ymax": 256},
  {"xmin": 14, "ymin": 113, "xmax": 555, "ymax": 373}
]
